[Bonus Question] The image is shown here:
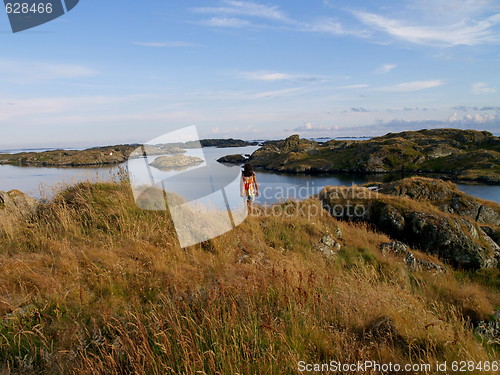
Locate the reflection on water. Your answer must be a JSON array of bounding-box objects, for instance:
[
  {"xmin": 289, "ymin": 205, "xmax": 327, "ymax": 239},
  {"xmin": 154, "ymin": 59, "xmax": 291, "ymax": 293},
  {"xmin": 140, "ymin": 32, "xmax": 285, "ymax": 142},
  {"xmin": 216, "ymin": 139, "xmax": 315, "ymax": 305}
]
[{"xmin": 0, "ymin": 145, "xmax": 498, "ymax": 204}]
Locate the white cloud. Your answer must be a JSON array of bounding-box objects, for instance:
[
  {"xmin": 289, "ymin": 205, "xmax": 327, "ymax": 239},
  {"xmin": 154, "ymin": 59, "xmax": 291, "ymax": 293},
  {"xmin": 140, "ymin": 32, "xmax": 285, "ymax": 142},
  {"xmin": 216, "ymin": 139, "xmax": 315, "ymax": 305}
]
[
  {"xmin": 133, "ymin": 41, "xmax": 198, "ymax": 47},
  {"xmin": 0, "ymin": 60, "xmax": 96, "ymax": 84},
  {"xmin": 374, "ymin": 64, "xmax": 397, "ymax": 74},
  {"xmin": 408, "ymin": 0, "xmax": 499, "ymax": 23},
  {"xmin": 202, "ymin": 17, "xmax": 251, "ymax": 27},
  {"xmin": 382, "ymin": 80, "xmax": 444, "ymax": 92},
  {"xmin": 303, "ymin": 18, "xmax": 346, "ymax": 35},
  {"xmin": 250, "ymin": 88, "xmax": 301, "ymax": 99},
  {"xmin": 239, "ymin": 71, "xmax": 292, "ymax": 81},
  {"xmin": 302, "ymin": 17, "xmax": 369, "ymax": 38},
  {"xmin": 353, "ymin": 11, "xmax": 500, "ymax": 46},
  {"xmin": 194, "ymin": 0, "xmax": 289, "ymax": 21},
  {"xmin": 471, "ymin": 82, "xmax": 496, "ymax": 94},
  {"xmin": 292, "ymin": 122, "xmax": 339, "ymax": 132},
  {"xmin": 194, "ymin": 1, "xmax": 365, "ymax": 37},
  {"xmin": 449, "ymin": 112, "xmax": 497, "ymax": 124},
  {"xmin": 447, "ymin": 112, "xmax": 459, "ymax": 122},
  {"xmin": 337, "ymin": 84, "xmax": 369, "ymax": 89},
  {"xmin": 237, "ymin": 71, "xmax": 323, "ymax": 82}
]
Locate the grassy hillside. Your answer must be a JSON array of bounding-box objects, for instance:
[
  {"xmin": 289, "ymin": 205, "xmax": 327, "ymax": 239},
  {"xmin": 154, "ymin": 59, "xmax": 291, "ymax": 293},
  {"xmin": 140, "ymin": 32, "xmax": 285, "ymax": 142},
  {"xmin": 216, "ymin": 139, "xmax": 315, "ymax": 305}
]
[{"xmin": 0, "ymin": 180, "xmax": 499, "ymax": 374}]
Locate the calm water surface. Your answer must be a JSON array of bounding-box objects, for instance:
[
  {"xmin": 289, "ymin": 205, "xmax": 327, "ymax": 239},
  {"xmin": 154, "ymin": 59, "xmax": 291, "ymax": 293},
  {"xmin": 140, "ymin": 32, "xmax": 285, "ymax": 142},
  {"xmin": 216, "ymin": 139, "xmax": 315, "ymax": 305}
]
[{"xmin": 0, "ymin": 146, "xmax": 498, "ymax": 204}]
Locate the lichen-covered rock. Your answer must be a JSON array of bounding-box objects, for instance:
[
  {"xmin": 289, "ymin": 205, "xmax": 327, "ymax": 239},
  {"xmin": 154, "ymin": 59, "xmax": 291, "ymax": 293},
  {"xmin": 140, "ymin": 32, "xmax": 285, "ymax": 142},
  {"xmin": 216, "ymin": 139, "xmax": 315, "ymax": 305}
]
[
  {"xmin": 0, "ymin": 190, "xmax": 38, "ymax": 218},
  {"xmin": 481, "ymin": 226, "xmax": 500, "ymax": 246},
  {"xmin": 474, "ymin": 310, "xmax": 500, "ymax": 346},
  {"xmin": 377, "ymin": 177, "xmax": 500, "ymax": 226},
  {"xmin": 320, "ymin": 186, "xmax": 499, "ymax": 270},
  {"xmin": 381, "ymin": 241, "xmax": 409, "ymax": 255},
  {"xmin": 380, "ymin": 241, "xmax": 446, "ymax": 273},
  {"xmin": 315, "ymin": 234, "xmax": 341, "ymax": 257}
]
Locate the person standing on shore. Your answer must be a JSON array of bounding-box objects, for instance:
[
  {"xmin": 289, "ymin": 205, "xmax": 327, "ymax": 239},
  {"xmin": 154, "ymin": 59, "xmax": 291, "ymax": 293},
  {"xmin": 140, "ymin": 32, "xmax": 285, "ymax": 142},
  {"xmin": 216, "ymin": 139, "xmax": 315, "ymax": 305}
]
[{"xmin": 241, "ymin": 163, "xmax": 259, "ymax": 212}]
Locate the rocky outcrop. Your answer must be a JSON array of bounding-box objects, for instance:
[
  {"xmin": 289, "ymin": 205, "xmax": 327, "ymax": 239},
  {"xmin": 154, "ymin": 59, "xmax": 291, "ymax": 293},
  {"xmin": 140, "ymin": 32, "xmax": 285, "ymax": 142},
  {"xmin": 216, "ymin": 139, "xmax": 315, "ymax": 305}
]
[
  {"xmin": 376, "ymin": 177, "xmax": 500, "ymax": 226},
  {"xmin": 232, "ymin": 129, "xmax": 500, "ymax": 183},
  {"xmin": 319, "ymin": 185, "xmax": 500, "ymax": 270},
  {"xmin": 0, "ymin": 190, "xmax": 38, "ymax": 218},
  {"xmin": 380, "ymin": 241, "xmax": 447, "ymax": 273},
  {"xmin": 149, "ymin": 155, "xmax": 204, "ymax": 170},
  {"xmin": 474, "ymin": 310, "xmax": 500, "ymax": 346},
  {"xmin": 314, "ymin": 234, "xmax": 341, "ymax": 257}
]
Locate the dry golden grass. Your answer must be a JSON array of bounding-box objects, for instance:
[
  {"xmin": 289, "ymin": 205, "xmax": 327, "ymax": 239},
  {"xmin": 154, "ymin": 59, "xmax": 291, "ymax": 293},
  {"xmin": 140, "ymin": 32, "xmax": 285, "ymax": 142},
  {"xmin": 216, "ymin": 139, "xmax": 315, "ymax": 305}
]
[{"xmin": 0, "ymin": 180, "xmax": 498, "ymax": 374}]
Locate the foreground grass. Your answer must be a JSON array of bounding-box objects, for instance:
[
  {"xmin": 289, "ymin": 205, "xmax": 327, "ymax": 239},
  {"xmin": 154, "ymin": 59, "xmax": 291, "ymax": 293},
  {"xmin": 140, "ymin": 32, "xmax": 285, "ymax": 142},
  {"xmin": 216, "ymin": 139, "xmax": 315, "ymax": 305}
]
[{"xmin": 0, "ymin": 181, "xmax": 498, "ymax": 374}]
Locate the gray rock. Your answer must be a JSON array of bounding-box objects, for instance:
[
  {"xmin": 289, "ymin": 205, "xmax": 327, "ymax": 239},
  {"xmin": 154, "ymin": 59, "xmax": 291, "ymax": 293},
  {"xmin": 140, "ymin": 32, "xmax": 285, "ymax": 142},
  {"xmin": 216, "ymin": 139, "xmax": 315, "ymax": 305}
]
[
  {"xmin": 474, "ymin": 310, "xmax": 500, "ymax": 346},
  {"xmin": 381, "ymin": 241, "xmax": 446, "ymax": 273},
  {"xmin": 333, "ymin": 226, "xmax": 343, "ymax": 239},
  {"xmin": 316, "ymin": 234, "xmax": 341, "ymax": 257},
  {"xmin": 381, "ymin": 241, "xmax": 408, "ymax": 255},
  {"xmin": 481, "ymin": 226, "xmax": 500, "ymax": 246},
  {"xmin": 404, "ymin": 252, "xmax": 417, "ymax": 269},
  {"xmin": 0, "ymin": 190, "xmax": 38, "ymax": 218},
  {"xmin": 415, "ymin": 258, "xmax": 447, "ymax": 273}
]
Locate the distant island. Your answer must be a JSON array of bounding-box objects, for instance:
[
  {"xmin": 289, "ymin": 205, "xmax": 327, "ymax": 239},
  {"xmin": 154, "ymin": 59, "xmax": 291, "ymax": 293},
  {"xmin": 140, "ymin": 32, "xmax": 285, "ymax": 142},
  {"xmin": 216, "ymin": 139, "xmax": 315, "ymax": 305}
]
[
  {"xmin": 149, "ymin": 154, "xmax": 204, "ymax": 170},
  {"xmin": 0, "ymin": 138, "xmax": 258, "ymax": 167},
  {"xmin": 218, "ymin": 129, "xmax": 500, "ymax": 184}
]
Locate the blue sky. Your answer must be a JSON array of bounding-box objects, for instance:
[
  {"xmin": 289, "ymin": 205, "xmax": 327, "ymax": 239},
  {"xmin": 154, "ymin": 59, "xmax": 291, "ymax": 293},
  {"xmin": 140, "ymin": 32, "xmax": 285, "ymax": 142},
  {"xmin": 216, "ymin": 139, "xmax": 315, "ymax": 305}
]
[{"xmin": 0, "ymin": 0, "xmax": 499, "ymax": 148}]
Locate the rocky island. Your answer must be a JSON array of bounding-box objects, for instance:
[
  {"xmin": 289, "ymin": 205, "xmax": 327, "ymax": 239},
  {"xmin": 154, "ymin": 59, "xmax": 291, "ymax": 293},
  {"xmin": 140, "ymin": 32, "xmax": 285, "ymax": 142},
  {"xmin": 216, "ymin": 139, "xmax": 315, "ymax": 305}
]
[
  {"xmin": 219, "ymin": 129, "xmax": 500, "ymax": 184},
  {"xmin": 149, "ymin": 154, "xmax": 204, "ymax": 170},
  {"xmin": 0, "ymin": 138, "xmax": 257, "ymax": 167},
  {"xmin": 0, "ymin": 144, "xmax": 138, "ymax": 167}
]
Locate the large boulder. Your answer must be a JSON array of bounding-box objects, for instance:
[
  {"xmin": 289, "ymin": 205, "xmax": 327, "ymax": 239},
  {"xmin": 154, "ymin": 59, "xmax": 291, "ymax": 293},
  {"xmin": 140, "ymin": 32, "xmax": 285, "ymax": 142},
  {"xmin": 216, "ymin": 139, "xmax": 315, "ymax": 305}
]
[
  {"xmin": 319, "ymin": 186, "xmax": 499, "ymax": 270},
  {"xmin": 0, "ymin": 190, "xmax": 38, "ymax": 218}
]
